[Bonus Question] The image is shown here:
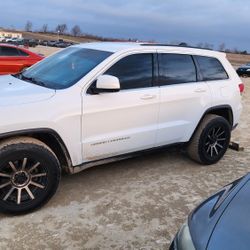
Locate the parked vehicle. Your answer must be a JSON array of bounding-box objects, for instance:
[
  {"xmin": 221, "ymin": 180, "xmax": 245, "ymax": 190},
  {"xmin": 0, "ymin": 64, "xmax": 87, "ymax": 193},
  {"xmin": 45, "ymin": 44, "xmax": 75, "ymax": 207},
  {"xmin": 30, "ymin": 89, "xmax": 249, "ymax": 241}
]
[
  {"xmin": 0, "ymin": 44, "xmax": 43, "ymax": 75},
  {"xmin": 170, "ymin": 174, "xmax": 250, "ymax": 250},
  {"xmin": 0, "ymin": 42, "xmax": 242, "ymax": 214},
  {"xmin": 47, "ymin": 40, "xmax": 58, "ymax": 47},
  {"xmin": 237, "ymin": 63, "xmax": 250, "ymax": 77},
  {"xmin": 54, "ymin": 42, "xmax": 71, "ymax": 48}
]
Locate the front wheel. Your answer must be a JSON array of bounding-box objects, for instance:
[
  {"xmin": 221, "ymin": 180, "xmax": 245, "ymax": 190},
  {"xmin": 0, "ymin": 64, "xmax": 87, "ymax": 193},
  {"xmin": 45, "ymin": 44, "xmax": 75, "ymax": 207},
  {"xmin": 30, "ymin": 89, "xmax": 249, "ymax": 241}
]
[
  {"xmin": 187, "ymin": 114, "xmax": 231, "ymax": 165},
  {"xmin": 0, "ymin": 137, "xmax": 61, "ymax": 214}
]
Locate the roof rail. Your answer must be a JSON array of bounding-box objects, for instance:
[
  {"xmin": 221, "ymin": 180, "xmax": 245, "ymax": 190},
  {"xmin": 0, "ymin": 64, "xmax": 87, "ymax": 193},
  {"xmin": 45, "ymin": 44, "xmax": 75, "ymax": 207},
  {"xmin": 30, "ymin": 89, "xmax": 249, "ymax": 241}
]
[{"xmin": 140, "ymin": 43, "xmax": 214, "ymax": 51}]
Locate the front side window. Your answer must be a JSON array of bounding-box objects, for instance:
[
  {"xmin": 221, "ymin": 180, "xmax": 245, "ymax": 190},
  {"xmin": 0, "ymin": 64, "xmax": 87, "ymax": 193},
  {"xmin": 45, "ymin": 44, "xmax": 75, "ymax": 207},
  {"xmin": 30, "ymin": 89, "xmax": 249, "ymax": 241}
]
[
  {"xmin": 17, "ymin": 47, "xmax": 112, "ymax": 89},
  {"xmin": 0, "ymin": 46, "xmax": 20, "ymax": 56},
  {"xmin": 158, "ymin": 54, "xmax": 197, "ymax": 85},
  {"xmin": 105, "ymin": 53, "xmax": 153, "ymax": 90},
  {"xmin": 194, "ymin": 56, "xmax": 228, "ymax": 81}
]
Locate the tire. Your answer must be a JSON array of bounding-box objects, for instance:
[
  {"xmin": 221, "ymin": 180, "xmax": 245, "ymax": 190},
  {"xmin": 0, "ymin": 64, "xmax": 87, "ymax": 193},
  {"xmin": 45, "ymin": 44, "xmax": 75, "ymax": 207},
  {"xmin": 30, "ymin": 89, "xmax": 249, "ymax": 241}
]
[
  {"xmin": 187, "ymin": 114, "xmax": 231, "ymax": 165},
  {"xmin": 0, "ymin": 137, "xmax": 61, "ymax": 214}
]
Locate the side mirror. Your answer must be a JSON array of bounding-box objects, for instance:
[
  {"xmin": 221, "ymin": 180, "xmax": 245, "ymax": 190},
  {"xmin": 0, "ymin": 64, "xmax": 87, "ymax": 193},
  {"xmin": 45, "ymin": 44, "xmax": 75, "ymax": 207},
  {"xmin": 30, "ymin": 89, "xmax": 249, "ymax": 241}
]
[{"xmin": 95, "ymin": 75, "xmax": 120, "ymax": 93}]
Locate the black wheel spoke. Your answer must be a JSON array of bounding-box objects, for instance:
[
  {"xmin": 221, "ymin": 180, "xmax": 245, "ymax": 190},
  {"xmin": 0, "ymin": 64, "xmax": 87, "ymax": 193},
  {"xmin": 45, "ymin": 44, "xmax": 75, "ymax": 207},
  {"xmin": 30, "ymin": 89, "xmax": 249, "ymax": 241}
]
[
  {"xmin": 3, "ymin": 187, "xmax": 15, "ymax": 201},
  {"xmin": 25, "ymin": 186, "xmax": 35, "ymax": 200},
  {"xmin": 30, "ymin": 181, "xmax": 45, "ymax": 189},
  {"xmin": 21, "ymin": 158, "xmax": 28, "ymax": 170},
  {"xmin": 0, "ymin": 181, "xmax": 11, "ymax": 189},
  {"xmin": 8, "ymin": 161, "xmax": 17, "ymax": 172},
  {"xmin": 0, "ymin": 173, "xmax": 11, "ymax": 178},
  {"xmin": 214, "ymin": 145, "xmax": 219, "ymax": 155},
  {"xmin": 17, "ymin": 188, "xmax": 22, "ymax": 205},
  {"xmin": 29, "ymin": 162, "xmax": 40, "ymax": 173},
  {"xmin": 205, "ymin": 125, "xmax": 228, "ymax": 159}
]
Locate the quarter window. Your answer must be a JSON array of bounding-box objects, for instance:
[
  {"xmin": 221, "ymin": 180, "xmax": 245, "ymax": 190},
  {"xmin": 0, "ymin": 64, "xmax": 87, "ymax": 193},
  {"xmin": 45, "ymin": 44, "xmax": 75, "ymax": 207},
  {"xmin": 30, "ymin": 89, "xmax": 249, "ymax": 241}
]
[
  {"xmin": 158, "ymin": 54, "xmax": 197, "ymax": 85},
  {"xmin": 105, "ymin": 54, "xmax": 154, "ymax": 90},
  {"xmin": 194, "ymin": 56, "xmax": 228, "ymax": 81},
  {"xmin": 18, "ymin": 49, "xmax": 29, "ymax": 57}
]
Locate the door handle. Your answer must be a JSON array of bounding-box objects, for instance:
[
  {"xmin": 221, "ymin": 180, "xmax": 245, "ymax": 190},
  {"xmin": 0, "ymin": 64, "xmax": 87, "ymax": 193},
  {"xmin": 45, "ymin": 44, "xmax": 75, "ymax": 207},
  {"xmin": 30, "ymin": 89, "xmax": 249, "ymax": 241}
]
[
  {"xmin": 194, "ymin": 88, "xmax": 207, "ymax": 93},
  {"xmin": 140, "ymin": 94, "xmax": 156, "ymax": 100}
]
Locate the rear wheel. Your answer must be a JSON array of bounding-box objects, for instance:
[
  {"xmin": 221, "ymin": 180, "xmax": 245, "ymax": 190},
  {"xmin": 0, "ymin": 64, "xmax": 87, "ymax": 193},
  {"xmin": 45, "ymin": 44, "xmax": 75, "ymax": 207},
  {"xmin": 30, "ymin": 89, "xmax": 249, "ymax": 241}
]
[
  {"xmin": 0, "ymin": 137, "xmax": 61, "ymax": 214},
  {"xmin": 187, "ymin": 114, "xmax": 231, "ymax": 165}
]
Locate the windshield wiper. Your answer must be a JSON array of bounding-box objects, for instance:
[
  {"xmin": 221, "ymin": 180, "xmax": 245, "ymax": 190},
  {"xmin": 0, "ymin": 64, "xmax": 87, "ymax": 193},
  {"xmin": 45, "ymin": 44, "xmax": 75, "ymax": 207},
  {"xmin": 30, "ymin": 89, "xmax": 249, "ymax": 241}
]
[{"xmin": 16, "ymin": 73, "xmax": 46, "ymax": 87}]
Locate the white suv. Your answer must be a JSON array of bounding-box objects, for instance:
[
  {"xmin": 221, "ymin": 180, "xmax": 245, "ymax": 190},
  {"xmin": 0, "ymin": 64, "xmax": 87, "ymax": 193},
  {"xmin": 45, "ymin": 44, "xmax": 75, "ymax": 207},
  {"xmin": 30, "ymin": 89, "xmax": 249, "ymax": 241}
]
[{"xmin": 0, "ymin": 42, "xmax": 243, "ymax": 214}]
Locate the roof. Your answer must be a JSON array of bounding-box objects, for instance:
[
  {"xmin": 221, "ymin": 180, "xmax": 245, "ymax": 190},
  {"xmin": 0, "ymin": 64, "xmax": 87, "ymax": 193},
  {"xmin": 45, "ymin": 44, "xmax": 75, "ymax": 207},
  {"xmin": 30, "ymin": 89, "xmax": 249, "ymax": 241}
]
[{"xmin": 75, "ymin": 42, "xmax": 225, "ymax": 57}]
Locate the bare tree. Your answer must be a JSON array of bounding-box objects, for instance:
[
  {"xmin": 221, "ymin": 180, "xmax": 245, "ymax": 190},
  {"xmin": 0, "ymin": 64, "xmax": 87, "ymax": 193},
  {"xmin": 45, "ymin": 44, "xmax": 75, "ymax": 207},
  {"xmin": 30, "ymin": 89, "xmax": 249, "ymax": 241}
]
[
  {"xmin": 218, "ymin": 43, "xmax": 226, "ymax": 51},
  {"xmin": 42, "ymin": 24, "xmax": 48, "ymax": 33},
  {"xmin": 56, "ymin": 24, "xmax": 68, "ymax": 34},
  {"xmin": 196, "ymin": 42, "xmax": 204, "ymax": 48},
  {"xmin": 203, "ymin": 42, "xmax": 214, "ymax": 49},
  {"xmin": 71, "ymin": 25, "xmax": 81, "ymax": 37},
  {"xmin": 25, "ymin": 21, "xmax": 33, "ymax": 32}
]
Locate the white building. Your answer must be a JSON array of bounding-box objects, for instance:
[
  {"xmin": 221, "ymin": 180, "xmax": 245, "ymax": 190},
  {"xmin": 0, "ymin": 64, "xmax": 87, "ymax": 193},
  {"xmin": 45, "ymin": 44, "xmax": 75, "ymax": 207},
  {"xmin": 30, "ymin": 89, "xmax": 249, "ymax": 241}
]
[{"xmin": 0, "ymin": 29, "xmax": 22, "ymax": 39}]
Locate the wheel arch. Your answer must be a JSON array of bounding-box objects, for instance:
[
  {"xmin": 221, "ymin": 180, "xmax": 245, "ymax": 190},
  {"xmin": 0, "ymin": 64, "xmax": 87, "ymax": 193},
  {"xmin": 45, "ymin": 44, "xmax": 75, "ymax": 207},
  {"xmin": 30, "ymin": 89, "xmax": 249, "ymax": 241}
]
[
  {"xmin": 189, "ymin": 105, "xmax": 234, "ymax": 142},
  {"xmin": 0, "ymin": 128, "xmax": 73, "ymax": 174}
]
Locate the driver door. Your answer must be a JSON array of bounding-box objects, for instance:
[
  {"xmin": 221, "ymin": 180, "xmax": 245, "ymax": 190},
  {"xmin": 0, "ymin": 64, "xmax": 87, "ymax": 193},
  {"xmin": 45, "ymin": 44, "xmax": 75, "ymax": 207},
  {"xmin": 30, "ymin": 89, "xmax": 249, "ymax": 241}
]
[{"xmin": 82, "ymin": 53, "xmax": 160, "ymax": 162}]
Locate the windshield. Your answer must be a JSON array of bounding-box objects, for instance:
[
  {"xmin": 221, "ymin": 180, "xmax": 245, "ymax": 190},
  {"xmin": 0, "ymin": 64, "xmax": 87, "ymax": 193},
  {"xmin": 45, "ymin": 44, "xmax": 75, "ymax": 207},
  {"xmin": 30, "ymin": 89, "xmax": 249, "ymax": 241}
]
[{"xmin": 18, "ymin": 47, "xmax": 112, "ymax": 89}]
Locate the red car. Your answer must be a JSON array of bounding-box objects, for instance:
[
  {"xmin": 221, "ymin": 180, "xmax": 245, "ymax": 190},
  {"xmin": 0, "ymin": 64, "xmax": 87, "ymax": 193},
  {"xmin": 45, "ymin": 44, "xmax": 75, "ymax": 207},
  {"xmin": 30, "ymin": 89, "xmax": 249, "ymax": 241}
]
[{"xmin": 0, "ymin": 44, "xmax": 43, "ymax": 75}]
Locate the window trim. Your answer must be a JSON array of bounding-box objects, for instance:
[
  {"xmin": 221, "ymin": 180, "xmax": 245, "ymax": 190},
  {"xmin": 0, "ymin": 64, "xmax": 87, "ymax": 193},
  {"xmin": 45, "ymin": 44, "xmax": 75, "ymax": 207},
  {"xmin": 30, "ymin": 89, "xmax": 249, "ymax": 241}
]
[
  {"xmin": 193, "ymin": 55, "xmax": 229, "ymax": 82},
  {"xmin": 156, "ymin": 53, "xmax": 198, "ymax": 86},
  {"xmin": 87, "ymin": 52, "xmax": 158, "ymax": 94}
]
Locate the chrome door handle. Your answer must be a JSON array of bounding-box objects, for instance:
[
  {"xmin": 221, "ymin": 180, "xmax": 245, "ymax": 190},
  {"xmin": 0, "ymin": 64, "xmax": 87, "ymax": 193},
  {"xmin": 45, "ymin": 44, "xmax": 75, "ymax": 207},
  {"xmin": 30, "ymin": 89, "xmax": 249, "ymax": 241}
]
[
  {"xmin": 140, "ymin": 94, "xmax": 156, "ymax": 100},
  {"xmin": 194, "ymin": 88, "xmax": 207, "ymax": 93}
]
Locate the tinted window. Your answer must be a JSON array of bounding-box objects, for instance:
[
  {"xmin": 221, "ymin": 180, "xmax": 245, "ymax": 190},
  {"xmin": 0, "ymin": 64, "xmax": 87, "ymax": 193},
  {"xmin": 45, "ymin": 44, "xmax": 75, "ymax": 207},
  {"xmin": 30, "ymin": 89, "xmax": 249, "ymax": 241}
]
[
  {"xmin": 18, "ymin": 49, "xmax": 29, "ymax": 57},
  {"xmin": 0, "ymin": 47, "xmax": 20, "ymax": 56},
  {"xmin": 195, "ymin": 56, "xmax": 228, "ymax": 81},
  {"xmin": 158, "ymin": 54, "xmax": 196, "ymax": 85},
  {"xmin": 105, "ymin": 54, "xmax": 153, "ymax": 90}
]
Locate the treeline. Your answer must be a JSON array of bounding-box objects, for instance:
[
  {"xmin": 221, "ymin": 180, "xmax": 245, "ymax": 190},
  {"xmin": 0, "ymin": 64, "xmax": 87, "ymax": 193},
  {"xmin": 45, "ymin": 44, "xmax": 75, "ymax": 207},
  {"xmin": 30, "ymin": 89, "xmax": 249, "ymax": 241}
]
[
  {"xmin": 170, "ymin": 41, "xmax": 249, "ymax": 55},
  {"xmin": 24, "ymin": 20, "xmax": 138, "ymax": 42},
  {"xmin": 10, "ymin": 21, "xmax": 250, "ymax": 54}
]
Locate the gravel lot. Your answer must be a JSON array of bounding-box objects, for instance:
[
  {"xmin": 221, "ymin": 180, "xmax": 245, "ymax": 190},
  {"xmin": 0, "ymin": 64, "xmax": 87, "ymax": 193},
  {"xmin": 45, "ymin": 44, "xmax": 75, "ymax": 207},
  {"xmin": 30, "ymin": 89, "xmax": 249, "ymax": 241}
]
[{"xmin": 0, "ymin": 47, "xmax": 250, "ymax": 249}]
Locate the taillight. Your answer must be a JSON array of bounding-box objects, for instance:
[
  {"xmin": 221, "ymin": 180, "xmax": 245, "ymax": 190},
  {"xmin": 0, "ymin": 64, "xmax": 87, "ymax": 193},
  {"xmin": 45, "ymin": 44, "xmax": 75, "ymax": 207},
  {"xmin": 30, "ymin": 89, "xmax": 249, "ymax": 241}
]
[{"xmin": 239, "ymin": 83, "xmax": 244, "ymax": 94}]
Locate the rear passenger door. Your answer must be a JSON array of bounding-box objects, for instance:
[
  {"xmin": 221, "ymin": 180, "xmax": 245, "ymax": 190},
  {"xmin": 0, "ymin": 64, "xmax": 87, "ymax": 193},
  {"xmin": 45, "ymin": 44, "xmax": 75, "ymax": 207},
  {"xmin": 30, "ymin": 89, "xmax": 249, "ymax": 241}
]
[
  {"xmin": 155, "ymin": 52, "xmax": 211, "ymax": 146},
  {"xmin": 193, "ymin": 55, "xmax": 230, "ymax": 108}
]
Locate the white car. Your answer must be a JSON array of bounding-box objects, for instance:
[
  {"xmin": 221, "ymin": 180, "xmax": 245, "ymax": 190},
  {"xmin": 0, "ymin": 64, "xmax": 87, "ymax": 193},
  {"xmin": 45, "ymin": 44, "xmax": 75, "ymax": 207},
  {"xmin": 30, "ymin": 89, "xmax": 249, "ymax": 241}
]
[{"xmin": 0, "ymin": 42, "xmax": 243, "ymax": 214}]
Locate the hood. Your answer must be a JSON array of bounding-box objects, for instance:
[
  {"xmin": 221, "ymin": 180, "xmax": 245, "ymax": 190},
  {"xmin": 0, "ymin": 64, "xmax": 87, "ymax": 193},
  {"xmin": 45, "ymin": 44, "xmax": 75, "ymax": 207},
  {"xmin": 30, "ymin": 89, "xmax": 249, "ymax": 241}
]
[
  {"xmin": 188, "ymin": 175, "xmax": 247, "ymax": 250},
  {"xmin": 0, "ymin": 75, "xmax": 55, "ymax": 107},
  {"xmin": 207, "ymin": 178, "xmax": 250, "ymax": 250}
]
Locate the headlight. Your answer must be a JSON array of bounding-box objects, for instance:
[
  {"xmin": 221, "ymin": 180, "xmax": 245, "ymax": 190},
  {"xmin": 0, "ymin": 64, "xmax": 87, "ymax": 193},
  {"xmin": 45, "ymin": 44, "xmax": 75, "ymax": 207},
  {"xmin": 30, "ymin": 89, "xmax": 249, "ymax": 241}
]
[{"xmin": 177, "ymin": 221, "xmax": 195, "ymax": 250}]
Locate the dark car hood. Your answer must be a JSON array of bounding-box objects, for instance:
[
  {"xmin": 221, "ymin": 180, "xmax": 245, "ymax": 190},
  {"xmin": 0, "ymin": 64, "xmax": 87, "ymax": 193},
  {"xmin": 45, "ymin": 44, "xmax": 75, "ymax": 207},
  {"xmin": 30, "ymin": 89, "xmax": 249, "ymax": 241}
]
[
  {"xmin": 188, "ymin": 175, "xmax": 249, "ymax": 250},
  {"xmin": 207, "ymin": 179, "xmax": 250, "ymax": 250},
  {"xmin": 238, "ymin": 65, "xmax": 250, "ymax": 70}
]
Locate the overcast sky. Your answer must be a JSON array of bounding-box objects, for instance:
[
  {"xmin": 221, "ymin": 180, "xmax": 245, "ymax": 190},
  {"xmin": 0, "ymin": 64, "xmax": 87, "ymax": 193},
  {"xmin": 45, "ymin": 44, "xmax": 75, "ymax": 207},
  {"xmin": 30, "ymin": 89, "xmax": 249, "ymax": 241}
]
[{"xmin": 1, "ymin": 0, "xmax": 250, "ymax": 50}]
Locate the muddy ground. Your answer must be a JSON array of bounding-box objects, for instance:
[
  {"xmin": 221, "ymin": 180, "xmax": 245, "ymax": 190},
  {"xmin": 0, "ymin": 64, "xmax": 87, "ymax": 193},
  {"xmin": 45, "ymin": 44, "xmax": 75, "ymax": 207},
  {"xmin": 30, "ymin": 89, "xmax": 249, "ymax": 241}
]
[{"xmin": 0, "ymin": 46, "xmax": 250, "ymax": 249}]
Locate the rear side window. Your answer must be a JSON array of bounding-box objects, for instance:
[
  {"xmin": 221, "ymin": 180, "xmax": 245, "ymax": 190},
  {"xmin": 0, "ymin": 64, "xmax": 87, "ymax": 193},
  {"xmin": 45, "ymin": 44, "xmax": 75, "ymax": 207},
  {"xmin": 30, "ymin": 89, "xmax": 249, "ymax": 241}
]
[
  {"xmin": 0, "ymin": 47, "xmax": 20, "ymax": 56},
  {"xmin": 105, "ymin": 54, "xmax": 153, "ymax": 90},
  {"xmin": 158, "ymin": 54, "xmax": 197, "ymax": 85},
  {"xmin": 195, "ymin": 56, "xmax": 228, "ymax": 81},
  {"xmin": 18, "ymin": 49, "xmax": 29, "ymax": 57}
]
